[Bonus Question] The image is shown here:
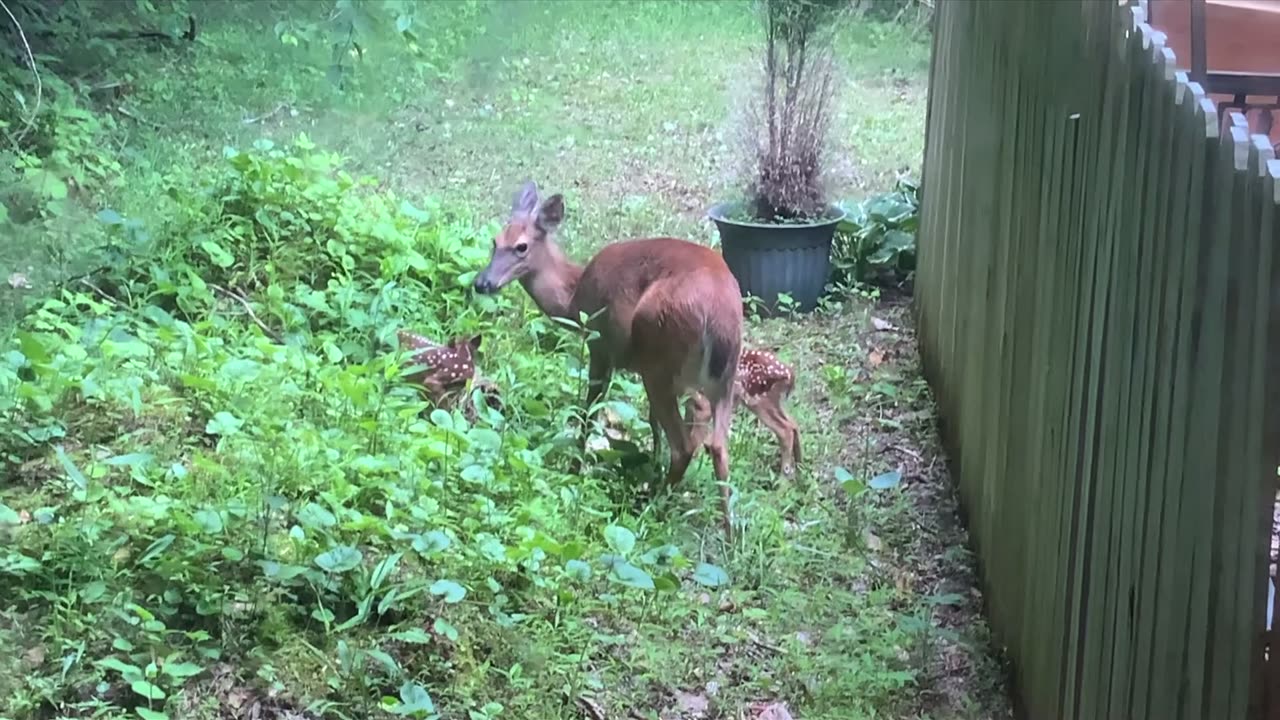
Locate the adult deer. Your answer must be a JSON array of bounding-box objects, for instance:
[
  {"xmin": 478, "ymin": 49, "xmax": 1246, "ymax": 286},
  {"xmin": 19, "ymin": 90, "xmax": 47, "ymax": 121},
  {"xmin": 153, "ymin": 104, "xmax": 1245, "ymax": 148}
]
[{"xmin": 473, "ymin": 181, "xmax": 744, "ymax": 536}]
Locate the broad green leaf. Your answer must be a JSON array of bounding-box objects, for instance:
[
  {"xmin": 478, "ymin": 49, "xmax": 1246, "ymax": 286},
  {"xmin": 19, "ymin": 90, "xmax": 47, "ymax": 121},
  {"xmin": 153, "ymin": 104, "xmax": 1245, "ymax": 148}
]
[
  {"xmin": 136, "ymin": 709, "xmax": 169, "ymax": 720},
  {"xmin": 638, "ymin": 544, "xmax": 681, "ymax": 566},
  {"xmin": 204, "ymin": 411, "xmax": 243, "ymax": 436},
  {"xmin": 430, "ymin": 579, "xmax": 466, "ymax": 603},
  {"xmin": 192, "ymin": 509, "xmax": 223, "ymax": 534},
  {"xmin": 82, "ymin": 581, "xmax": 108, "ymax": 602},
  {"xmin": 869, "ymin": 470, "xmax": 903, "ymax": 490},
  {"xmin": 371, "ymin": 552, "xmax": 403, "ymax": 590},
  {"xmin": 603, "ymin": 525, "xmax": 635, "ymax": 555},
  {"xmin": 393, "ymin": 681, "xmax": 435, "ymax": 715},
  {"xmin": 139, "ymin": 534, "xmax": 176, "ymax": 564},
  {"xmin": 129, "ymin": 680, "xmax": 166, "ymax": 700},
  {"xmin": 391, "ymin": 628, "xmax": 433, "ymax": 644},
  {"xmin": 97, "ymin": 657, "xmax": 143, "ymax": 680},
  {"xmin": 654, "ymin": 573, "xmax": 680, "ymax": 592},
  {"xmin": 0, "ymin": 503, "xmax": 19, "ymax": 526},
  {"xmin": 564, "ymin": 559, "xmax": 591, "ymax": 581},
  {"xmin": 467, "ymin": 427, "xmax": 503, "ymax": 451},
  {"xmin": 297, "ymin": 502, "xmax": 337, "ymax": 529},
  {"xmin": 315, "ymin": 545, "xmax": 362, "ymax": 573},
  {"xmin": 96, "ymin": 208, "xmax": 124, "ymax": 225},
  {"xmin": 54, "ymin": 446, "xmax": 87, "ymax": 491},
  {"xmin": 259, "ymin": 561, "xmax": 308, "ymax": 582},
  {"xmin": 429, "ymin": 409, "xmax": 454, "ymax": 431},
  {"xmin": 200, "ymin": 239, "xmax": 235, "ymax": 269},
  {"xmin": 477, "ymin": 535, "xmax": 506, "ymax": 563},
  {"xmin": 836, "ymin": 466, "xmax": 866, "ymax": 497},
  {"xmin": 926, "ymin": 592, "xmax": 966, "ymax": 607},
  {"xmin": 433, "ymin": 617, "xmax": 459, "ymax": 642},
  {"xmin": 692, "ymin": 562, "xmax": 730, "ymax": 588},
  {"xmin": 411, "ymin": 530, "xmax": 451, "ymax": 556},
  {"xmin": 105, "ymin": 452, "xmax": 153, "ymax": 467},
  {"xmin": 161, "ymin": 661, "xmax": 203, "ymax": 679},
  {"xmin": 607, "ymin": 560, "xmax": 654, "ymax": 591}
]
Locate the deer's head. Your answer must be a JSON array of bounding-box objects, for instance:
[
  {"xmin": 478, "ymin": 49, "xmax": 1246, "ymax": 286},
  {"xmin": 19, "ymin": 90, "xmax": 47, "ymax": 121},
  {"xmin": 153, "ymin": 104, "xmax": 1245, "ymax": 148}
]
[{"xmin": 474, "ymin": 180, "xmax": 565, "ymax": 294}]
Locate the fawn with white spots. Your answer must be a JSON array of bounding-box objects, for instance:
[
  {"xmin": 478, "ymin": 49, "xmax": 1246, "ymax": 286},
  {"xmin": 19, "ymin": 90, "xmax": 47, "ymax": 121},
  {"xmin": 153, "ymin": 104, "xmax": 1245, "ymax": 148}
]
[
  {"xmin": 473, "ymin": 181, "xmax": 744, "ymax": 538},
  {"xmin": 397, "ymin": 330, "xmax": 501, "ymax": 414},
  {"xmin": 689, "ymin": 348, "xmax": 801, "ymax": 476}
]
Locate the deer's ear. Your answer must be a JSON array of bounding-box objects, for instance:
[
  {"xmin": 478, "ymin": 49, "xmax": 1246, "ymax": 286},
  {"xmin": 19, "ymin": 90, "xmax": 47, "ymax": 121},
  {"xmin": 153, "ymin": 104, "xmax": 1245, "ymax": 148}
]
[
  {"xmin": 512, "ymin": 180, "xmax": 539, "ymax": 217},
  {"xmin": 537, "ymin": 194, "xmax": 565, "ymax": 232},
  {"xmin": 467, "ymin": 334, "xmax": 482, "ymax": 352}
]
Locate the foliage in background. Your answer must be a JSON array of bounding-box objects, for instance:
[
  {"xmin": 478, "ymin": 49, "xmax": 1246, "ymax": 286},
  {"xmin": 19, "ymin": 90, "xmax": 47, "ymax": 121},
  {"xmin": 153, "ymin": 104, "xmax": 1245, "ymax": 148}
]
[
  {"xmin": 0, "ymin": 0, "xmax": 486, "ymax": 327},
  {"xmin": 0, "ymin": 137, "xmax": 928, "ymax": 719},
  {"xmin": 832, "ymin": 178, "xmax": 919, "ymax": 288}
]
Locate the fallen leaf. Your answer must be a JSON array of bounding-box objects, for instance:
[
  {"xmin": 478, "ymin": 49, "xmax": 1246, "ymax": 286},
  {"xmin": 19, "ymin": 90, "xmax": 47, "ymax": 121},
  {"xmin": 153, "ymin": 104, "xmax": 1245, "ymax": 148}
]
[
  {"xmin": 868, "ymin": 349, "xmax": 885, "ymax": 367},
  {"xmin": 751, "ymin": 701, "xmax": 795, "ymax": 720},
  {"xmin": 17, "ymin": 510, "xmax": 30, "ymax": 524},
  {"xmin": 863, "ymin": 530, "xmax": 882, "ymax": 552},
  {"xmin": 675, "ymin": 690, "xmax": 708, "ymax": 717},
  {"xmin": 871, "ymin": 316, "xmax": 895, "ymax": 331},
  {"xmin": 8, "ymin": 273, "xmax": 30, "ymax": 290},
  {"xmin": 22, "ymin": 645, "xmax": 46, "ymax": 668}
]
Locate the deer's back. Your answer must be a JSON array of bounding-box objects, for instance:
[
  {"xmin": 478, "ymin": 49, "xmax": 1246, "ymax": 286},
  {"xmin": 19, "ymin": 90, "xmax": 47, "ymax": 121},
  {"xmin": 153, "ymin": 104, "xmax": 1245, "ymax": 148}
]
[{"xmin": 571, "ymin": 238, "xmax": 742, "ymax": 380}]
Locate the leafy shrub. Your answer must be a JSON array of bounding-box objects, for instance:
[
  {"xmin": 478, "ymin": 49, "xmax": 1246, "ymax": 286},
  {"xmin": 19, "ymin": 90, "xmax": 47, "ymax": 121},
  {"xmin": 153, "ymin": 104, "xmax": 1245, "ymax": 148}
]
[
  {"xmin": 832, "ymin": 178, "xmax": 919, "ymax": 288},
  {"xmin": 0, "ymin": 137, "xmax": 747, "ymax": 719}
]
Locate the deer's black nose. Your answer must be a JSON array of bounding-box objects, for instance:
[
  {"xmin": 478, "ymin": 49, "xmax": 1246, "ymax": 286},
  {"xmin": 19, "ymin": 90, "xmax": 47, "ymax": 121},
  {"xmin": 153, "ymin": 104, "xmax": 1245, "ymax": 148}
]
[{"xmin": 474, "ymin": 275, "xmax": 496, "ymax": 294}]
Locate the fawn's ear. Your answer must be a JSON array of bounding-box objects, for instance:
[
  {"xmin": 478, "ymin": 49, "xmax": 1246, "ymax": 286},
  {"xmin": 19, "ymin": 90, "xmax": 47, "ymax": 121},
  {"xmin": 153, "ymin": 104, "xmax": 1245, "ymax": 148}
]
[
  {"xmin": 512, "ymin": 180, "xmax": 539, "ymax": 218},
  {"xmin": 536, "ymin": 194, "xmax": 565, "ymax": 232},
  {"xmin": 467, "ymin": 334, "xmax": 482, "ymax": 352}
]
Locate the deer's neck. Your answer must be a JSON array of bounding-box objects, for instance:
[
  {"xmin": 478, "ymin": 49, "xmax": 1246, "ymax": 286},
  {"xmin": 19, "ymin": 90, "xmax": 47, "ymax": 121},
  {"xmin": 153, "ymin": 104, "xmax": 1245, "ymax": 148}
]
[{"xmin": 520, "ymin": 244, "xmax": 584, "ymax": 320}]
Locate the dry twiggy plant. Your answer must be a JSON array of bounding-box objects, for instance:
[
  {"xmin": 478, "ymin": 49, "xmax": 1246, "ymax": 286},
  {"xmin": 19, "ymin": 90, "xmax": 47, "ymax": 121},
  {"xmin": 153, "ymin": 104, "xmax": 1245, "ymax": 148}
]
[{"xmin": 747, "ymin": 0, "xmax": 847, "ymax": 221}]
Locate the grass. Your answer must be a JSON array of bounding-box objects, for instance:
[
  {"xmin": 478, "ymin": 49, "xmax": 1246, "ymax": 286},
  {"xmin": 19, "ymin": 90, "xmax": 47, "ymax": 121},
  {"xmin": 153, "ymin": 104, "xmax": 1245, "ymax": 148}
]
[{"xmin": 0, "ymin": 2, "xmax": 1010, "ymax": 719}]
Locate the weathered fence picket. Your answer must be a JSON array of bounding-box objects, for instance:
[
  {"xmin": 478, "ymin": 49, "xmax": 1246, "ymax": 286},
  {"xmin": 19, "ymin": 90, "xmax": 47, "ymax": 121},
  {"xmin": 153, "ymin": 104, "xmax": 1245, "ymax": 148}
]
[{"xmin": 917, "ymin": 2, "xmax": 1280, "ymax": 718}]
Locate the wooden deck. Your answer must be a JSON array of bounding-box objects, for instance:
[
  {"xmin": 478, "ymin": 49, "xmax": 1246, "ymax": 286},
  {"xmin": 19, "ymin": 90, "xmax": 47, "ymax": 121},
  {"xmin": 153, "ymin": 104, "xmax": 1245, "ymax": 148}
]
[{"xmin": 1150, "ymin": 0, "xmax": 1280, "ymax": 144}]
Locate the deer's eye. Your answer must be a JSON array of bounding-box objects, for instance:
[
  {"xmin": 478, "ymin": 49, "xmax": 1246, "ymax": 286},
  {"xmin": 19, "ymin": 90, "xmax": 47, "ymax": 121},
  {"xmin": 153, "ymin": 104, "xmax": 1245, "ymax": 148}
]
[{"xmin": 513, "ymin": 242, "xmax": 529, "ymax": 255}]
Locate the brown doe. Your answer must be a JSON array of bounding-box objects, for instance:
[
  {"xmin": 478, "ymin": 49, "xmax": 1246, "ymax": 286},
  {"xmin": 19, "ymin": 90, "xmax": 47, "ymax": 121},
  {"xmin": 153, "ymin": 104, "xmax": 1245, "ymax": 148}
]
[
  {"xmin": 397, "ymin": 330, "xmax": 501, "ymax": 413},
  {"xmin": 472, "ymin": 181, "xmax": 744, "ymax": 537},
  {"xmin": 689, "ymin": 348, "xmax": 801, "ymax": 476}
]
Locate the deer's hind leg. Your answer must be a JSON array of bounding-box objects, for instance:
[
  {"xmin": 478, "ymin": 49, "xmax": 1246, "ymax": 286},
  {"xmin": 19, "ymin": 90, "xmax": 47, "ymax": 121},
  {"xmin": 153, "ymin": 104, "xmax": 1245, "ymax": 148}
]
[
  {"xmin": 701, "ymin": 385, "xmax": 737, "ymax": 539},
  {"xmin": 643, "ymin": 377, "xmax": 696, "ymax": 491}
]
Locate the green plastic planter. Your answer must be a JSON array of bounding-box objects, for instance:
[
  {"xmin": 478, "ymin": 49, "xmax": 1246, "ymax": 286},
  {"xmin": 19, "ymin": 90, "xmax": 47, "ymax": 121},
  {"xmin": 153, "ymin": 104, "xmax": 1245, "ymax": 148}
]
[{"xmin": 707, "ymin": 203, "xmax": 846, "ymax": 314}]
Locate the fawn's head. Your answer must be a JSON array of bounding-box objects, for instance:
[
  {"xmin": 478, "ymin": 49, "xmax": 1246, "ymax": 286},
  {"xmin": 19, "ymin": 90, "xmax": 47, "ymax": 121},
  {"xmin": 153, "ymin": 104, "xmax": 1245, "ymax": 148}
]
[{"xmin": 474, "ymin": 180, "xmax": 565, "ymax": 294}]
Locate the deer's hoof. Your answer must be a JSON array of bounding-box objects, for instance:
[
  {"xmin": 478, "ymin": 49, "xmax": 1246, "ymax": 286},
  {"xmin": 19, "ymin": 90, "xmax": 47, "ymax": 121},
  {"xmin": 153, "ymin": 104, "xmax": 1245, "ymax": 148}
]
[{"xmin": 781, "ymin": 462, "xmax": 795, "ymax": 477}]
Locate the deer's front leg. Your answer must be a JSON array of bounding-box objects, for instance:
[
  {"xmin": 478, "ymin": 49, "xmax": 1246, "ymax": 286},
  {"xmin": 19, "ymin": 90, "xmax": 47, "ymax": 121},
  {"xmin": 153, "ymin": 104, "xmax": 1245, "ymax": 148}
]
[{"xmin": 572, "ymin": 348, "xmax": 612, "ymax": 473}]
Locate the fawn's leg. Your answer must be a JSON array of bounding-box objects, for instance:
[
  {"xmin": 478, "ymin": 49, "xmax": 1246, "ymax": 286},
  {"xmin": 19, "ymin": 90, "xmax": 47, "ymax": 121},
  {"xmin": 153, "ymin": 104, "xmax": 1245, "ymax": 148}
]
[{"xmin": 684, "ymin": 393, "xmax": 713, "ymax": 453}]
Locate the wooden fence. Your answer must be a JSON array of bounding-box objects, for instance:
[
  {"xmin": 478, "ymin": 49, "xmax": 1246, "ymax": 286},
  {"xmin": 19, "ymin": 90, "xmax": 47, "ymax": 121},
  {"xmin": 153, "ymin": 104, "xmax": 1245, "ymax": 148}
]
[{"xmin": 915, "ymin": 1, "xmax": 1280, "ymax": 719}]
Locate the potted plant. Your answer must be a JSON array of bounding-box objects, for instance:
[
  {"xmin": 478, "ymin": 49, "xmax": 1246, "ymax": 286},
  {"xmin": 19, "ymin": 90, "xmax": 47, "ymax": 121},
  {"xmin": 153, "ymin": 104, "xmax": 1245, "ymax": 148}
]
[{"xmin": 708, "ymin": 0, "xmax": 848, "ymax": 314}]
